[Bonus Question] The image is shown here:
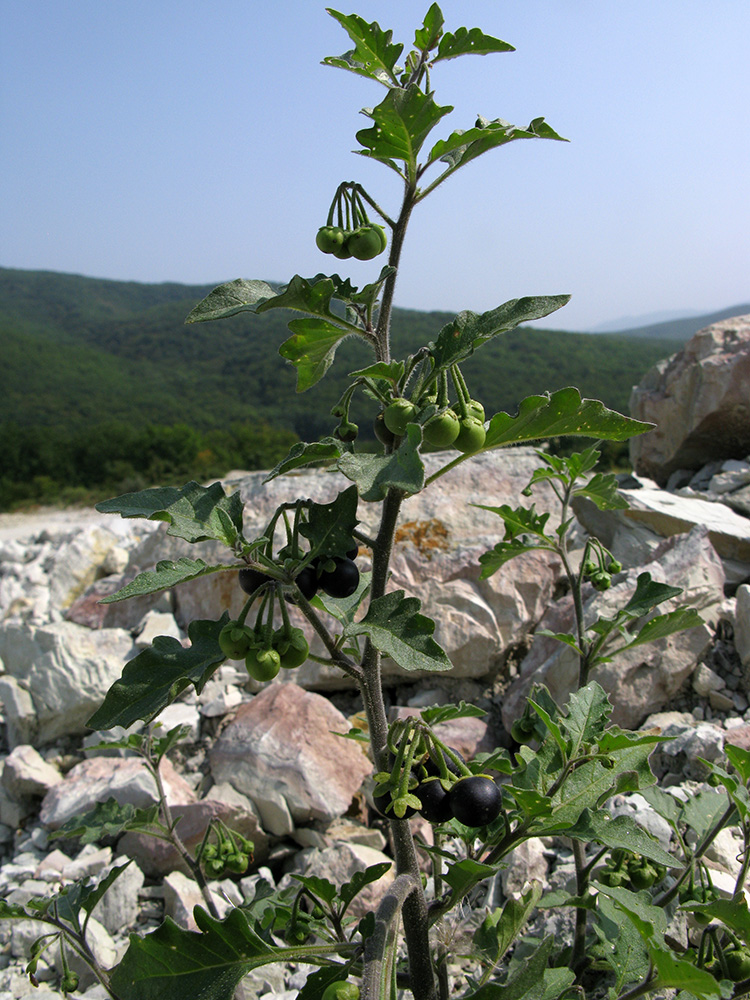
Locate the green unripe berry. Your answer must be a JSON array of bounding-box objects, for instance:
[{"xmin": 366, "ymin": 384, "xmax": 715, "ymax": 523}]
[
  {"xmin": 454, "ymin": 416, "xmax": 486, "ymax": 454},
  {"xmin": 322, "ymin": 982, "xmax": 361, "ymax": 1000},
  {"xmin": 273, "ymin": 627, "xmax": 309, "ymax": 669},
  {"xmin": 219, "ymin": 622, "xmax": 256, "ymax": 660},
  {"xmin": 423, "ymin": 409, "xmax": 460, "ymax": 448},
  {"xmin": 245, "ymin": 646, "xmax": 281, "ymax": 682},
  {"xmin": 383, "ymin": 399, "xmax": 417, "ymax": 436},
  {"xmin": 347, "ymin": 225, "xmax": 385, "ymax": 260},
  {"xmin": 316, "ymin": 226, "xmax": 345, "ymax": 254}
]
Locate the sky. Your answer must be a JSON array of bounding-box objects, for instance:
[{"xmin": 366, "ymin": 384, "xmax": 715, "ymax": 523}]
[{"xmin": 2, "ymin": 0, "xmax": 749, "ymax": 332}]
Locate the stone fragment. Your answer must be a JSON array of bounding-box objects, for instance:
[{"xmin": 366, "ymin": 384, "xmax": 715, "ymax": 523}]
[
  {"xmin": 135, "ymin": 609, "xmax": 183, "ymax": 648},
  {"xmin": 650, "ymin": 721, "xmax": 725, "ymax": 782},
  {"xmin": 47, "ymin": 524, "xmax": 131, "ymax": 611},
  {"xmin": 283, "ymin": 841, "xmax": 394, "ymax": 918},
  {"xmin": 2, "ymin": 745, "xmax": 62, "ymax": 799},
  {"xmin": 692, "ymin": 664, "xmax": 725, "ymax": 698},
  {"xmin": 501, "ymin": 838, "xmax": 548, "ymax": 898},
  {"xmin": 90, "ymin": 855, "xmax": 145, "ymax": 935},
  {"xmin": 210, "ymin": 685, "xmax": 372, "ymax": 835},
  {"xmin": 0, "ymin": 620, "xmax": 135, "ymax": 745},
  {"xmin": 150, "ymin": 701, "xmax": 202, "ymax": 743},
  {"xmin": 39, "ymin": 755, "xmax": 195, "ymax": 829},
  {"xmin": 119, "ymin": 799, "xmax": 268, "ymax": 877},
  {"xmin": 630, "ymin": 315, "xmax": 750, "ymax": 484},
  {"xmin": 735, "ymin": 585, "xmax": 750, "ymax": 674},
  {"xmin": 163, "ymin": 871, "xmax": 233, "ymax": 929},
  {"xmin": 0, "ymin": 677, "xmax": 37, "ymax": 748}
]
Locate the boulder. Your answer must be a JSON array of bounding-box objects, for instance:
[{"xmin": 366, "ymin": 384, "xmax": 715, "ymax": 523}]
[
  {"xmin": 502, "ymin": 527, "xmax": 723, "ymax": 730},
  {"xmin": 630, "ymin": 315, "xmax": 750, "ymax": 485},
  {"xmin": 209, "ymin": 684, "xmax": 372, "ymax": 836},
  {"xmin": 39, "ymin": 755, "xmax": 196, "ymax": 829},
  {"xmin": 0, "ymin": 620, "xmax": 136, "ymax": 746},
  {"xmin": 143, "ymin": 449, "xmax": 562, "ymax": 686}
]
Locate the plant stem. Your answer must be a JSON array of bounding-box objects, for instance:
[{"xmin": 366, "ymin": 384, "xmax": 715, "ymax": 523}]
[
  {"xmin": 570, "ymin": 838, "xmax": 589, "ymax": 975},
  {"xmin": 375, "ymin": 185, "xmax": 416, "ymax": 363},
  {"xmin": 149, "ymin": 755, "xmax": 220, "ymax": 919},
  {"xmin": 357, "ymin": 487, "xmax": 437, "ymax": 1000}
]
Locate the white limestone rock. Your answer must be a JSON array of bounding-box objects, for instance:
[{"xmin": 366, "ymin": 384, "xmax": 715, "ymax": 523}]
[{"xmin": 0, "ymin": 620, "xmax": 135, "ymax": 745}]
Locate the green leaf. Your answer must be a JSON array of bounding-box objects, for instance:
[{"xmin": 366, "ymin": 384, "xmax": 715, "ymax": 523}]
[
  {"xmin": 50, "ymin": 798, "xmax": 161, "ymax": 845},
  {"xmin": 473, "ymin": 881, "xmax": 542, "ymax": 966},
  {"xmin": 639, "ymin": 785, "xmax": 682, "ymax": 827},
  {"xmin": 280, "ymin": 318, "xmax": 352, "ymax": 391},
  {"xmin": 185, "ymin": 278, "xmax": 277, "ymax": 323},
  {"xmin": 86, "ymin": 615, "xmax": 229, "ymax": 730},
  {"xmin": 475, "ymin": 503, "xmax": 552, "ymax": 541},
  {"xmin": 591, "ymin": 881, "xmax": 667, "ymax": 941},
  {"xmin": 725, "ymin": 743, "xmax": 750, "ymax": 785},
  {"xmin": 566, "ymin": 809, "xmax": 676, "ymax": 868},
  {"xmin": 339, "ymin": 862, "xmax": 393, "ymax": 911},
  {"xmin": 434, "ymin": 26, "xmax": 515, "ymax": 61},
  {"xmin": 477, "ymin": 537, "xmax": 545, "ymax": 578},
  {"xmin": 414, "ymin": 3, "xmax": 444, "ymax": 52},
  {"xmin": 356, "ymin": 85, "xmax": 453, "ymax": 175},
  {"xmin": 470, "ymin": 937, "xmax": 575, "ymax": 1000},
  {"xmin": 338, "ymin": 423, "xmax": 425, "ymax": 501},
  {"xmin": 426, "ymin": 116, "xmax": 565, "ymax": 184},
  {"xmin": 442, "ymin": 857, "xmax": 498, "ymax": 902},
  {"xmin": 110, "ymin": 906, "xmax": 351, "ymax": 1000},
  {"xmin": 96, "ymin": 481, "xmax": 244, "ymax": 547},
  {"xmin": 683, "ymin": 895, "xmax": 750, "ymax": 945},
  {"xmin": 564, "ymin": 682, "xmax": 613, "ymax": 756},
  {"xmin": 420, "ymin": 701, "xmax": 486, "ymax": 726},
  {"xmin": 430, "ymin": 297, "xmax": 570, "ymax": 370},
  {"xmin": 344, "ymin": 590, "xmax": 453, "ymax": 673},
  {"xmin": 621, "ymin": 572, "xmax": 684, "ymax": 618},
  {"xmin": 681, "ymin": 787, "xmax": 727, "ymax": 841},
  {"xmin": 611, "ymin": 608, "xmax": 705, "ymax": 654},
  {"xmin": 348, "ymin": 360, "xmax": 404, "ymax": 383},
  {"xmin": 324, "ymin": 9, "xmax": 403, "ymax": 85},
  {"xmin": 484, "ymin": 388, "xmax": 654, "ymax": 450},
  {"xmin": 264, "ymin": 438, "xmax": 342, "ymax": 482},
  {"xmin": 299, "ymin": 485, "xmax": 360, "ymax": 560},
  {"xmin": 594, "ymin": 894, "xmax": 650, "ymax": 993},
  {"xmin": 99, "ymin": 558, "xmax": 244, "ymax": 604},
  {"xmin": 290, "ymin": 874, "xmax": 338, "ymax": 907},
  {"xmin": 573, "ymin": 472, "xmax": 630, "ymax": 511}
]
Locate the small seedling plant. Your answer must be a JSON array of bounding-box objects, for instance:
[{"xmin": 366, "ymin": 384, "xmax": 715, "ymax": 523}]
[{"xmin": 3, "ymin": 7, "xmax": 750, "ymax": 1000}]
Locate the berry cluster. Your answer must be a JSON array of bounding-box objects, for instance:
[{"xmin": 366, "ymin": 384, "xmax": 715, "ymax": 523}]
[
  {"xmin": 375, "ymin": 729, "xmax": 502, "ymax": 829},
  {"xmin": 316, "ymin": 182, "xmax": 387, "ymax": 261},
  {"xmin": 197, "ymin": 821, "xmax": 254, "ymax": 878}
]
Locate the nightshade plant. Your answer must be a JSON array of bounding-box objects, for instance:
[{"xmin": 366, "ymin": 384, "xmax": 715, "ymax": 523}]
[{"xmin": 4, "ymin": 8, "xmax": 750, "ymax": 1000}]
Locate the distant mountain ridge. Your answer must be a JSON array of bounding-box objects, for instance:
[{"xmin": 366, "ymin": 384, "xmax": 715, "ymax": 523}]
[{"xmin": 588, "ymin": 304, "xmax": 750, "ymax": 340}]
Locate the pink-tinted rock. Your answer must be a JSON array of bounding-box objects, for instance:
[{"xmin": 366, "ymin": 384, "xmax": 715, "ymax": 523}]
[
  {"xmin": 40, "ymin": 755, "xmax": 196, "ymax": 829},
  {"xmin": 209, "ymin": 684, "xmax": 372, "ymax": 835},
  {"xmin": 630, "ymin": 315, "xmax": 750, "ymax": 485}
]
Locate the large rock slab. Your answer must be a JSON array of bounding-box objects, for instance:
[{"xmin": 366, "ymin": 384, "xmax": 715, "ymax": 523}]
[
  {"xmin": 209, "ymin": 684, "xmax": 372, "ymax": 836},
  {"xmin": 575, "ymin": 486, "xmax": 750, "ymax": 571},
  {"xmin": 137, "ymin": 449, "xmax": 561, "ymax": 685},
  {"xmin": 39, "ymin": 755, "xmax": 196, "ymax": 829},
  {"xmin": 502, "ymin": 526, "xmax": 723, "ymax": 730},
  {"xmin": 630, "ymin": 315, "xmax": 750, "ymax": 485},
  {"xmin": 0, "ymin": 621, "xmax": 135, "ymax": 746}
]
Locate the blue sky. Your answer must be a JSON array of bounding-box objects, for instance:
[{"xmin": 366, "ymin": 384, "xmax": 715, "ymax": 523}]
[{"xmin": 2, "ymin": 0, "xmax": 748, "ymax": 331}]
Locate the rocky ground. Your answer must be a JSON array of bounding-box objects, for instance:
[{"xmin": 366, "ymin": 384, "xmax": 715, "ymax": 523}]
[{"xmin": 1, "ymin": 316, "xmax": 749, "ymax": 998}]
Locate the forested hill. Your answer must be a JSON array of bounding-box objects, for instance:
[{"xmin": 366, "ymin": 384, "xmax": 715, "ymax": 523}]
[
  {"xmin": 0, "ymin": 266, "xmax": 682, "ymax": 435},
  {"xmin": 0, "ymin": 266, "xmax": 684, "ymax": 508}
]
